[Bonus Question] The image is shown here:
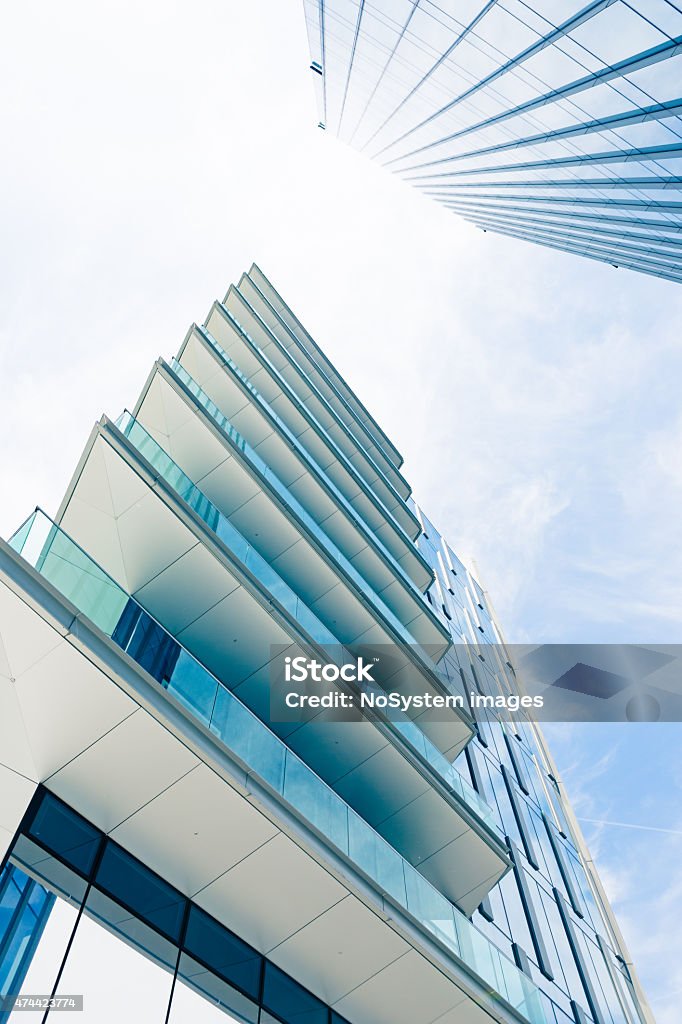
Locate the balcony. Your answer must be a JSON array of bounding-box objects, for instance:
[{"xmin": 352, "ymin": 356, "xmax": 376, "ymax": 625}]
[
  {"xmin": 134, "ymin": 347, "xmax": 443, "ymax": 647},
  {"xmin": 246, "ymin": 264, "xmax": 405, "ymax": 473},
  {"xmin": 194, "ymin": 302, "xmax": 420, "ymax": 543},
  {"xmin": 224, "ymin": 281, "xmax": 411, "ymax": 503},
  {"xmin": 53, "ymin": 411, "xmax": 509, "ymax": 909},
  {"xmin": 3, "ymin": 516, "xmax": 545, "ymax": 1024}
]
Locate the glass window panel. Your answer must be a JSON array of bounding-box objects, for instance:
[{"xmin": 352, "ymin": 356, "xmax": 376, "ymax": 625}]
[
  {"xmin": 184, "ymin": 907, "xmax": 261, "ymax": 1001},
  {"xmin": 169, "ymin": 953, "xmax": 259, "ymax": 1024},
  {"xmin": 5, "ymin": 898, "xmax": 79, "ymax": 1024},
  {"xmin": 28, "ymin": 796, "xmax": 101, "ymax": 878},
  {"xmin": 538, "ymin": 888, "xmax": 584, "ymax": 999},
  {"xmin": 262, "ymin": 962, "xmax": 328, "ymax": 1024},
  {"xmin": 94, "ymin": 845, "xmax": 185, "ymax": 943}
]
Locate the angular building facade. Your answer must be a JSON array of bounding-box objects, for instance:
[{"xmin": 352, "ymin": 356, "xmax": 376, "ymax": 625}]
[
  {"xmin": 0, "ymin": 267, "xmax": 652, "ymax": 1023},
  {"xmin": 303, "ymin": 0, "xmax": 682, "ymax": 283}
]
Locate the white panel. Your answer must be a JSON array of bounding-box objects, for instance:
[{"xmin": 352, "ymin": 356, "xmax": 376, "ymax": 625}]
[
  {"xmin": 59, "ymin": 497, "xmax": 129, "ymax": 590},
  {"xmin": 65, "ymin": 439, "xmax": 115, "ymax": 517},
  {"xmin": 0, "ymin": 677, "xmax": 35, "ymax": 779},
  {"xmin": 230, "ymin": 403, "xmax": 276, "ymax": 448},
  {"xmin": 177, "ymin": 588, "xmax": 291, "ymax": 686},
  {"xmin": 101, "ymin": 436, "xmax": 151, "ymax": 517},
  {"xmin": 431, "ymin": 998, "xmax": 493, "ymax": 1024},
  {"xmin": 228, "ymin": 492, "xmax": 301, "ymax": 562},
  {"xmin": 134, "ymin": 544, "xmax": 239, "ymax": 636},
  {"xmin": 198, "ymin": 457, "xmax": 260, "ymax": 517},
  {"xmin": 0, "ymin": 763, "xmax": 36, "ymax": 861},
  {"xmin": 111, "ymin": 763, "xmax": 279, "ymax": 896},
  {"xmin": 271, "ymin": 542, "xmax": 339, "ymax": 604},
  {"xmin": 419, "ymin": 828, "xmax": 507, "ymax": 916},
  {"xmin": 269, "ymin": 894, "xmax": 410, "ymax": 1005},
  {"xmin": 159, "ymin": 381, "xmax": 232, "ymax": 481},
  {"xmin": 117, "ymin": 490, "xmax": 197, "ymax": 594},
  {"xmin": 0, "ymin": 581, "xmax": 64, "ymax": 679},
  {"xmin": 310, "ymin": 583, "xmax": 370, "ymax": 641},
  {"xmin": 283, "ymin": 715, "xmax": 386, "ymax": 786},
  {"xmin": 334, "ymin": 948, "xmax": 465, "ymax": 1024},
  {"xmin": 47, "ymin": 708, "xmax": 200, "ymax": 833},
  {"xmin": 14, "ymin": 638, "xmax": 136, "ymax": 779},
  {"xmin": 135, "ymin": 370, "xmax": 170, "ymax": 440},
  {"xmin": 335, "ymin": 744, "xmax": 428, "ymax": 825},
  {"xmin": 379, "ymin": 789, "xmax": 468, "ymax": 861},
  {"xmin": 195, "ymin": 833, "xmax": 347, "ymax": 953}
]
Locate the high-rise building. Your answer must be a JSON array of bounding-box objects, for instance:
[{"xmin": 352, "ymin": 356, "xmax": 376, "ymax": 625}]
[
  {"xmin": 0, "ymin": 267, "xmax": 652, "ymax": 1023},
  {"xmin": 303, "ymin": 0, "xmax": 682, "ymax": 283}
]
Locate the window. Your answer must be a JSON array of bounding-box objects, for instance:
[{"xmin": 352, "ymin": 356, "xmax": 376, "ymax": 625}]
[
  {"xmin": 28, "ymin": 795, "xmax": 101, "ymax": 877},
  {"xmin": 95, "ymin": 844, "xmax": 185, "ymax": 942}
]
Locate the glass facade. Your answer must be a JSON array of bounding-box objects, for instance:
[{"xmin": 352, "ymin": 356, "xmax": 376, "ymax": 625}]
[
  {"xmin": 0, "ymin": 866, "xmax": 54, "ymax": 1024},
  {"xmin": 411, "ymin": 506, "xmax": 648, "ymax": 1024},
  {"xmin": 5, "ymin": 789, "xmax": 351, "ymax": 1024},
  {"xmin": 303, "ymin": 0, "xmax": 682, "ymax": 283},
  {"xmin": 0, "ymin": 266, "xmax": 652, "ymax": 1024}
]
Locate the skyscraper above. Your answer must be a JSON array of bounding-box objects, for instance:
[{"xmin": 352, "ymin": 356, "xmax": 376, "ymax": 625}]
[
  {"xmin": 303, "ymin": 0, "xmax": 682, "ymax": 283},
  {"xmin": 0, "ymin": 267, "xmax": 652, "ymax": 1023}
]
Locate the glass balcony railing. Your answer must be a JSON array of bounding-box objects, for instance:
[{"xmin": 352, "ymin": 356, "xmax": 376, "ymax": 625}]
[
  {"xmin": 168, "ymin": 360, "xmax": 451, "ymax": 667},
  {"xmin": 120, "ymin": 393, "xmax": 428, "ymax": 655},
  {"xmin": 8, "ymin": 510, "xmax": 545, "ymax": 1024},
  {"xmin": 193, "ymin": 319, "xmax": 421, "ymax": 577},
  {"xmin": 213, "ymin": 305, "xmax": 413, "ymax": 530},
  {"xmin": 114, "ymin": 411, "xmax": 499, "ymax": 836},
  {"xmin": 187, "ymin": 327, "xmax": 434, "ymax": 608}
]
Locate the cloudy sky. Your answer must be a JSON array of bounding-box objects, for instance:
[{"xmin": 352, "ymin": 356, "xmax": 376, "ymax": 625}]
[{"xmin": 1, "ymin": 1, "xmax": 681, "ymax": 1020}]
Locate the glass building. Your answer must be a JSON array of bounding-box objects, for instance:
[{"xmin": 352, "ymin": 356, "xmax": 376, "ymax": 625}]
[
  {"xmin": 0, "ymin": 866, "xmax": 54, "ymax": 1024},
  {"xmin": 303, "ymin": 0, "xmax": 682, "ymax": 283},
  {"xmin": 0, "ymin": 266, "xmax": 653, "ymax": 1023}
]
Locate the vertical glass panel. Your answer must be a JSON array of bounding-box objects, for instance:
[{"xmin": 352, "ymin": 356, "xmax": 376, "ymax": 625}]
[
  {"xmin": 53, "ymin": 894, "xmax": 175, "ymax": 1023},
  {"xmin": 0, "ymin": 866, "xmax": 53, "ymax": 1003},
  {"xmin": 169, "ymin": 956, "xmax": 258, "ymax": 1023},
  {"xmin": 38, "ymin": 528, "xmax": 128, "ymax": 635},
  {"xmin": 497, "ymin": 871, "xmax": 534, "ymax": 952},
  {"xmin": 283, "ymin": 756, "xmax": 349, "ymax": 854},
  {"xmin": 165, "ymin": 648, "xmax": 218, "ymax": 727},
  {"xmin": 403, "ymin": 862, "xmax": 458, "ymax": 951},
  {"xmin": 183, "ymin": 907, "xmax": 261, "ymax": 1001},
  {"xmin": 27, "ymin": 797, "xmax": 101, "ymax": 879},
  {"xmin": 210, "ymin": 688, "xmax": 286, "ymax": 794},
  {"xmin": 5, "ymin": 898, "xmax": 79, "ymax": 1024},
  {"xmin": 94, "ymin": 845, "xmax": 185, "ymax": 943},
  {"xmin": 262, "ymin": 962, "xmax": 327, "ymax": 1024},
  {"xmin": 348, "ymin": 814, "xmax": 405, "ymax": 904}
]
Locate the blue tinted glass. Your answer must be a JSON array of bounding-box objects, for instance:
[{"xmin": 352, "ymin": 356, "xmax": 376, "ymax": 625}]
[
  {"xmin": 262, "ymin": 962, "xmax": 327, "ymax": 1024},
  {"xmin": 28, "ymin": 794, "xmax": 101, "ymax": 876},
  {"xmin": 112, "ymin": 601, "xmax": 182, "ymax": 685},
  {"xmin": 184, "ymin": 907, "xmax": 261, "ymax": 999},
  {"xmin": 95, "ymin": 844, "xmax": 185, "ymax": 942}
]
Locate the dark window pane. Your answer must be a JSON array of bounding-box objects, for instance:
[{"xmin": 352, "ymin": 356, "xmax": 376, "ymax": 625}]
[
  {"xmin": 184, "ymin": 906, "xmax": 261, "ymax": 1000},
  {"xmin": 28, "ymin": 793, "xmax": 101, "ymax": 876},
  {"xmin": 262, "ymin": 962, "xmax": 327, "ymax": 1024},
  {"xmin": 95, "ymin": 843, "xmax": 185, "ymax": 942}
]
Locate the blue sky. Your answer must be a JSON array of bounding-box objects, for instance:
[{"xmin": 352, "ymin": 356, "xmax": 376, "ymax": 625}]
[{"xmin": 1, "ymin": 2, "xmax": 681, "ymax": 1020}]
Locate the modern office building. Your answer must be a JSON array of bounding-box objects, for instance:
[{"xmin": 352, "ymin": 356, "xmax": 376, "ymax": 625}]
[
  {"xmin": 303, "ymin": 0, "xmax": 682, "ymax": 283},
  {"xmin": 0, "ymin": 266, "xmax": 652, "ymax": 1023}
]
